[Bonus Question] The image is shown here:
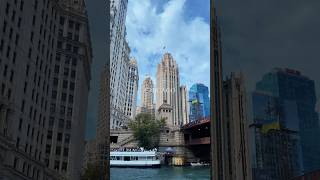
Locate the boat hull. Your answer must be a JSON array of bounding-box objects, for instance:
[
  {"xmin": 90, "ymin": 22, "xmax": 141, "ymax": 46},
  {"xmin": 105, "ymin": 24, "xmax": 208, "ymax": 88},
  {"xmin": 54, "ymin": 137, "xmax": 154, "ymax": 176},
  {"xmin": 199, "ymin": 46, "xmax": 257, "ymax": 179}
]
[{"xmin": 110, "ymin": 160, "xmax": 161, "ymax": 168}]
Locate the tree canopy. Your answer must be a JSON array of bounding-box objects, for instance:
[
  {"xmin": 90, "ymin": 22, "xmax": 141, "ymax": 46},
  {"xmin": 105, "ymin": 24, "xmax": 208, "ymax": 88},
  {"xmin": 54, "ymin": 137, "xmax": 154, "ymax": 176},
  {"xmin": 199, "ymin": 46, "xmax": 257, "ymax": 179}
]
[{"xmin": 128, "ymin": 113, "xmax": 166, "ymax": 149}]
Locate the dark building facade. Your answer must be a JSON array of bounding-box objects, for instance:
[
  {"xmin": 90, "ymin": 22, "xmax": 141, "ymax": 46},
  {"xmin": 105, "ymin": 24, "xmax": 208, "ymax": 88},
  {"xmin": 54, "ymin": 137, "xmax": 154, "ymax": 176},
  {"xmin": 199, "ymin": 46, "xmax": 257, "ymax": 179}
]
[
  {"xmin": 251, "ymin": 68, "xmax": 320, "ymax": 179},
  {"xmin": 210, "ymin": 1, "xmax": 225, "ymax": 179},
  {"xmin": 0, "ymin": 0, "xmax": 92, "ymax": 179},
  {"xmin": 222, "ymin": 73, "xmax": 252, "ymax": 180},
  {"xmin": 250, "ymin": 91, "xmax": 302, "ymax": 180}
]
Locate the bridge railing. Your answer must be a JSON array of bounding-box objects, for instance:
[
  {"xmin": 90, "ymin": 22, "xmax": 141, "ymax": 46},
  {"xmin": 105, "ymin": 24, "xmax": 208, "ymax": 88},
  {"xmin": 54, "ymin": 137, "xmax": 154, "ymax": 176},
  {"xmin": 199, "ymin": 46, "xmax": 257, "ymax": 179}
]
[{"xmin": 185, "ymin": 137, "xmax": 210, "ymax": 145}]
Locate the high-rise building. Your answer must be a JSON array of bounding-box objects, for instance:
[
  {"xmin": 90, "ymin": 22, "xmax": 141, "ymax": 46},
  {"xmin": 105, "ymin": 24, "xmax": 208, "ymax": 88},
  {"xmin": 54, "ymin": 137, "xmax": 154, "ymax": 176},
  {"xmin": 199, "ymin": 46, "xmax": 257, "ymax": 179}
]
[
  {"xmin": 124, "ymin": 58, "xmax": 139, "ymax": 119},
  {"xmin": 109, "ymin": 0, "xmax": 130, "ymax": 129},
  {"xmin": 156, "ymin": 53, "xmax": 182, "ymax": 126},
  {"xmin": 179, "ymin": 86, "xmax": 189, "ymax": 125},
  {"xmin": 221, "ymin": 73, "xmax": 252, "ymax": 180},
  {"xmin": 0, "ymin": 0, "xmax": 92, "ymax": 179},
  {"xmin": 250, "ymin": 91, "xmax": 302, "ymax": 180},
  {"xmin": 254, "ymin": 68, "xmax": 320, "ymax": 173},
  {"xmin": 189, "ymin": 83, "xmax": 210, "ymax": 121},
  {"xmin": 141, "ymin": 76, "xmax": 155, "ymax": 115},
  {"xmin": 210, "ymin": 2, "xmax": 225, "ymax": 179}
]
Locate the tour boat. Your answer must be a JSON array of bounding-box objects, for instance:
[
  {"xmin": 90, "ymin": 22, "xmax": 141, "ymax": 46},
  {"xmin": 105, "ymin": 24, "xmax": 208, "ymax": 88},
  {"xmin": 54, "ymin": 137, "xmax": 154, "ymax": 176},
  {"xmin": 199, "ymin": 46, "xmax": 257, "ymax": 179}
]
[
  {"xmin": 110, "ymin": 150, "xmax": 161, "ymax": 167},
  {"xmin": 190, "ymin": 162, "xmax": 210, "ymax": 166}
]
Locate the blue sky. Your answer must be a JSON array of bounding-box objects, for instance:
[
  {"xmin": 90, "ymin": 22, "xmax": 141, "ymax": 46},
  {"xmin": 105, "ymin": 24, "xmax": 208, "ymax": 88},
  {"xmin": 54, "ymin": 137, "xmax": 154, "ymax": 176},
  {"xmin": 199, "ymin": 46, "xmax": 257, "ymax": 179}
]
[{"xmin": 126, "ymin": 0, "xmax": 210, "ymax": 105}]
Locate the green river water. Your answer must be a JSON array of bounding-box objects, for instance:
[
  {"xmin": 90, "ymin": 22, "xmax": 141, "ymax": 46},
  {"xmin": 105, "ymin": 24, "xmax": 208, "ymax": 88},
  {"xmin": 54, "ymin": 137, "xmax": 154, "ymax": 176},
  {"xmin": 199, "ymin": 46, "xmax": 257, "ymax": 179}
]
[{"xmin": 110, "ymin": 166, "xmax": 210, "ymax": 180}]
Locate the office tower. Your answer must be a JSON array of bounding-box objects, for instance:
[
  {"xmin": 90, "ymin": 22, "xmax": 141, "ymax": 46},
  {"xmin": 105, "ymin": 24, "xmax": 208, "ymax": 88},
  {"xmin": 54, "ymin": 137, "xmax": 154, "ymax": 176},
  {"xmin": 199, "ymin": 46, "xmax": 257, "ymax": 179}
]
[
  {"xmin": 0, "ymin": 0, "xmax": 92, "ymax": 179},
  {"xmin": 141, "ymin": 76, "xmax": 155, "ymax": 115},
  {"xmin": 254, "ymin": 68, "xmax": 320, "ymax": 174},
  {"xmin": 156, "ymin": 53, "xmax": 181, "ymax": 126},
  {"xmin": 250, "ymin": 91, "xmax": 301, "ymax": 180},
  {"xmin": 189, "ymin": 83, "xmax": 210, "ymax": 121},
  {"xmin": 179, "ymin": 86, "xmax": 189, "ymax": 125},
  {"xmin": 124, "ymin": 58, "xmax": 139, "ymax": 119},
  {"xmin": 220, "ymin": 73, "xmax": 252, "ymax": 180},
  {"xmin": 109, "ymin": 0, "xmax": 130, "ymax": 129},
  {"xmin": 210, "ymin": 1, "xmax": 225, "ymax": 179}
]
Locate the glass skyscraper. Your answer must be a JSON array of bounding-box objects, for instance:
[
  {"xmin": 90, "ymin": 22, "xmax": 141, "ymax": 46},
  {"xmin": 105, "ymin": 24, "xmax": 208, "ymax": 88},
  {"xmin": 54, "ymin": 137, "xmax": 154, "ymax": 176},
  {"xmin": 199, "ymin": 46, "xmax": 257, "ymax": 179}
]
[
  {"xmin": 252, "ymin": 68, "xmax": 320, "ymax": 175},
  {"xmin": 189, "ymin": 83, "xmax": 210, "ymax": 121}
]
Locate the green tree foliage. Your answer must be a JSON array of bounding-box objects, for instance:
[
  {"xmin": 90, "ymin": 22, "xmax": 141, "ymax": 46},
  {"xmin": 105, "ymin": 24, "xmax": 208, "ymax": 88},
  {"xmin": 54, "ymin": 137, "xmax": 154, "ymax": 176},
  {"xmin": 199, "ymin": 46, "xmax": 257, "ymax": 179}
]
[{"xmin": 129, "ymin": 113, "xmax": 166, "ymax": 149}]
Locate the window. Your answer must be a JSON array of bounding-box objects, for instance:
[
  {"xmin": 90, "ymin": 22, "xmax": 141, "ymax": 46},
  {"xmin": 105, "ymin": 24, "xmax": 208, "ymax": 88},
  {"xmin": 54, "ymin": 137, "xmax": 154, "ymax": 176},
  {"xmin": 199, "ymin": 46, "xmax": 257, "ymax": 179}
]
[
  {"xmin": 70, "ymin": 82, "xmax": 75, "ymax": 90},
  {"xmin": 49, "ymin": 117, "xmax": 54, "ymax": 127},
  {"xmin": 50, "ymin": 103, "xmax": 55, "ymax": 113},
  {"xmin": 65, "ymin": 44, "xmax": 71, "ymax": 52},
  {"xmin": 61, "ymin": 162, "xmax": 67, "ymax": 171},
  {"xmin": 66, "ymin": 120, "xmax": 71, "ymax": 129},
  {"xmin": 47, "ymin": 130, "xmax": 52, "ymax": 139},
  {"xmin": 54, "ymin": 160, "xmax": 60, "ymax": 170},
  {"xmin": 16, "ymin": 137, "xmax": 20, "ymax": 148},
  {"xmin": 13, "ymin": 157, "xmax": 19, "ymax": 169},
  {"xmin": 61, "ymin": 93, "xmax": 66, "ymax": 101},
  {"xmin": 3, "ymin": 20, "xmax": 7, "ymax": 33},
  {"xmin": 18, "ymin": 118, "xmax": 23, "ymax": 131},
  {"xmin": 69, "ymin": 95, "xmax": 73, "ymax": 103},
  {"xmin": 72, "ymin": 58, "xmax": 77, "ymax": 66},
  {"xmin": 57, "ymin": 133, "xmax": 62, "ymax": 141},
  {"xmin": 45, "ymin": 145, "xmax": 51, "ymax": 154},
  {"xmin": 60, "ymin": 105, "xmax": 65, "ymax": 115},
  {"xmin": 53, "ymin": 78, "xmax": 58, "ymax": 86},
  {"xmin": 73, "ymin": 46, "xmax": 79, "ymax": 53},
  {"xmin": 59, "ymin": 17, "xmax": 65, "ymax": 25},
  {"xmin": 65, "ymin": 134, "xmax": 70, "ymax": 143},
  {"xmin": 54, "ymin": 65, "xmax": 59, "ymax": 73},
  {"xmin": 64, "ymin": 68, "xmax": 69, "ymax": 76},
  {"xmin": 63, "ymin": 80, "xmax": 68, "ymax": 89},
  {"xmin": 55, "ymin": 146, "xmax": 61, "ymax": 155},
  {"xmin": 68, "ymin": 20, "xmax": 74, "ymax": 28},
  {"xmin": 71, "ymin": 70, "xmax": 76, "ymax": 78},
  {"xmin": 52, "ymin": 91, "xmax": 57, "ymax": 99},
  {"xmin": 75, "ymin": 23, "xmax": 80, "ymax": 31},
  {"xmin": 63, "ymin": 148, "xmax": 69, "ymax": 157},
  {"xmin": 67, "ymin": 107, "xmax": 72, "ymax": 116},
  {"xmin": 59, "ymin": 119, "xmax": 64, "ymax": 128}
]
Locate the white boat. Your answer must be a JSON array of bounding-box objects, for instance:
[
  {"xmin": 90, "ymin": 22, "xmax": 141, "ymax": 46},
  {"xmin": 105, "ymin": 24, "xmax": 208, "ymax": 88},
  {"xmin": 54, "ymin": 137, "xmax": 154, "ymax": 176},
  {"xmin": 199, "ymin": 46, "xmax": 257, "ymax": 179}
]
[
  {"xmin": 190, "ymin": 162, "xmax": 210, "ymax": 166},
  {"xmin": 110, "ymin": 151, "xmax": 161, "ymax": 167}
]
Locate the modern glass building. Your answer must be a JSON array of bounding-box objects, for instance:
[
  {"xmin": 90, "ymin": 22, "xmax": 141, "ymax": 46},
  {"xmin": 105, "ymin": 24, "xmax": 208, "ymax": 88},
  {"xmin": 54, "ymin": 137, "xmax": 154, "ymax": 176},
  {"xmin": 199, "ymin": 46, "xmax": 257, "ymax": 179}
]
[
  {"xmin": 251, "ymin": 92, "xmax": 302, "ymax": 180},
  {"xmin": 189, "ymin": 83, "xmax": 210, "ymax": 121},
  {"xmin": 252, "ymin": 68, "xmax": 320, "ymax": 175}
]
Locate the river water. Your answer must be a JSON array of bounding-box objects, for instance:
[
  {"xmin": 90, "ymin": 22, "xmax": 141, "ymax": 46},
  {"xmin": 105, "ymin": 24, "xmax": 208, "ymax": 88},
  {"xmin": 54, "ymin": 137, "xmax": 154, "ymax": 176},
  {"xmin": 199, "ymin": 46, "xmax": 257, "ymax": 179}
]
[{"xmin": 110, "ymin": 166, "xmax": 210, "ymax": 180}]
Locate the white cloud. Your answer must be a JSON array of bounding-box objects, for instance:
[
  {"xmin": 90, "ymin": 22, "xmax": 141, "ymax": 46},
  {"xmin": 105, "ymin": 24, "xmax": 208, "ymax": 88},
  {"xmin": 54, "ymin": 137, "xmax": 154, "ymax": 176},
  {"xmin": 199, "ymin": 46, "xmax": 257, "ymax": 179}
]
[{"xmin": 126, "ymin": 0, "xmax": 210, "ymax": 104}]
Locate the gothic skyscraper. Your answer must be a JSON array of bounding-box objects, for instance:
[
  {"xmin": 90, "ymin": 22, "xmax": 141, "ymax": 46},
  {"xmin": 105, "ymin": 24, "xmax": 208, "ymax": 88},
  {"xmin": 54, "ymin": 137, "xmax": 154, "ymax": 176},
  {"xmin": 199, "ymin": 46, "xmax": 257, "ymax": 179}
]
[{"xmin": 156, "ymin": 53, "xmax": 182, "ymax": 126}]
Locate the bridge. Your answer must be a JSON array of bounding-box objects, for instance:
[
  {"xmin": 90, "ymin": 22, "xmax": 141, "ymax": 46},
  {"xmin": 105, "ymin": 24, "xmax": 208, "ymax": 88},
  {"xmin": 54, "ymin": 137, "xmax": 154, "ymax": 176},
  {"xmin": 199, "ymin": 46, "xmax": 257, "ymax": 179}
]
[
  {"xmin": 110, "ymin": 117, "xmax": 212, "ymax": 164},
  {"xmin": 182, "ymin": 117, "xmax": 211, "ymax": 163}
]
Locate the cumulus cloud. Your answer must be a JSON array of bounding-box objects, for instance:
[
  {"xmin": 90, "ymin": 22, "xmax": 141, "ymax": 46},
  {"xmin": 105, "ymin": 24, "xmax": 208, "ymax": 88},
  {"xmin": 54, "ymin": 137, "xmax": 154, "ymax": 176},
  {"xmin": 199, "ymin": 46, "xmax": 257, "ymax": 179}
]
[{"xmin": 126, "ymin": 0, "xmax": 210, "ymax": 104}]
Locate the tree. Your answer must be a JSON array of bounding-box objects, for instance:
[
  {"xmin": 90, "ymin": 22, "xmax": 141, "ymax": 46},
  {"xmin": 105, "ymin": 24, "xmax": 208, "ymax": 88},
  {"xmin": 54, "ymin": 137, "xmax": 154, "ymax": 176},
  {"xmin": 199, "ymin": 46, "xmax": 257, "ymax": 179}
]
[{"xmin": 129, "ymin": 113, "xmax": 166, "ymax": 149}]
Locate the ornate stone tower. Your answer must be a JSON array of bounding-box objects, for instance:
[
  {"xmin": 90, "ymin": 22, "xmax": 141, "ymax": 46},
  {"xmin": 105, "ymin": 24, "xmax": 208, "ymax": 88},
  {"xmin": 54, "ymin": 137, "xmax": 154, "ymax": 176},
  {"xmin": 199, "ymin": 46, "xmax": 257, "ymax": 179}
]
[{"xmin": 156, "ymin": 53, "xmax": 181, "ymax": 127}]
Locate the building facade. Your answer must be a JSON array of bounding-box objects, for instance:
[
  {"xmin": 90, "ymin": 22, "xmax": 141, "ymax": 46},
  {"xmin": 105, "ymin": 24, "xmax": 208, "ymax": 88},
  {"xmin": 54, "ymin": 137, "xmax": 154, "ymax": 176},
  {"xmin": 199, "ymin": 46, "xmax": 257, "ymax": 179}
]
[
  {"xmin": 211, "ymin": 2, "xmax": 225, "ymax": 179},
  {"xmin": 0, "ymin": 0, "xmax": 92, "ymax": 179},
  {"xmin": 109, "ymin": 0, "xmax": 130, "ymax": 129},
  {"xmin": 179, "ymin": 86, "xmax": 189, "ymax": 125},
  {"xmin": 156, "ymin": 53, "xmax": 182, "ymax": 127},
  {"xmin": 140, "ymin": 76, "xmax": 155, "ymax": 115},
  {"xmin": 124, "ymin": 58, "xmax": 139, "ymax": 119},
  {"xmin": 189, "ymin": 83, "xmax": 210, "ymax": 122},
  {"xmin": 250, "ymin": 91, "xmax": 302, "ymax": 180},
  {"xmin": 254, "ymin": 68, "xmax": 320, "ymax": 174},
  {"xmin": 221, "ymin": 73, "xmax": 252, "ymax": 180}
]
